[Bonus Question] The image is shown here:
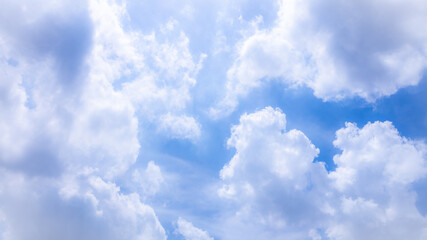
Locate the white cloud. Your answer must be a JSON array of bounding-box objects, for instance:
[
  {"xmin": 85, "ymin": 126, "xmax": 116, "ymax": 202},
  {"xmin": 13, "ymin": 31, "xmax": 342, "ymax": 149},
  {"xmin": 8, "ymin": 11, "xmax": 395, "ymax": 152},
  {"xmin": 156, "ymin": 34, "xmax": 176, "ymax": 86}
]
[
  {"xmin": 213, "ymin": 0, "xmax": 427, "ymax": 116},
  {"xmin": 217, "ymin": 107, "xmax": 427, "ymax": 239},
  {"xmin": 86, "ymin": 177, "xmax": 166, "ymax": 240},
  {"xmin": 0, "ymin": 169, "xmax": 166, "ymax": 240},
  {"xmin": 176, "ymin": 217, "xmax": 214, "ymax": 240},
  {"xmin": 0, "ymin": 51, "xmax": 30, "ymax": 162},
  {"xmin": 0, "ymin": 0, "xmax": 212, "ymax": 235},
  {"xmin": 0, "ymin": 0, "xmax": 141, "ymax": 179},
  {"xmin": 157, "ymin": 113, "xmax": 201, "ymax": 141},
  {"xmin": 133, "ymin": 161, "xmax": 164, "ymax": 196},
  {"xmin": 218, "ymin": 107, "xmax": 329, "ymax": 239},
  {"xmin": 66, "ymin": 74, "xmax": 140, "ymax": 179},
  {"xmin": 331, "ymin": 121, "xmax": 427, "ymax": 189},
  {"xmin": 1, "ymin": 0, "xmax": 427, "ymax": 239},
  {"xmin": 0, "ymin": 0, "xmax": 192, "ymax": 238},
  {"xmin": 220, "ymin": 107, "xmax": 320, "ymax": 189},
  {"xmin": 327, "ymin": 121, "xmax": 427, "ymax": 240},
  {"xmin": 89, "ymin": 0, "xmax": 205, "ymax": 141},
  {"xmin": 121, "ymin": 31, "xmax": 206, "ymax": 116}
]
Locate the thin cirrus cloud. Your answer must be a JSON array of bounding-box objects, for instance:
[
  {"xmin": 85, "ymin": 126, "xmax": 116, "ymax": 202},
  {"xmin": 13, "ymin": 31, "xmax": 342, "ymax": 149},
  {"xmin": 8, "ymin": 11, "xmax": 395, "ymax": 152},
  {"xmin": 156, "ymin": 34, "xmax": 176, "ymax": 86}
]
[{"xmin": 0, "ymin": 0, "xmax": 426, "ymax": 240}]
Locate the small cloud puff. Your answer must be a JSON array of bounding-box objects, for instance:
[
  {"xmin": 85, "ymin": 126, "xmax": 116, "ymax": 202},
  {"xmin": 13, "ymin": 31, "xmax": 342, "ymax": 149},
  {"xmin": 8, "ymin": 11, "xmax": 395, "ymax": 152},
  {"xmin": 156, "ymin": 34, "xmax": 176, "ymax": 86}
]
[
  {"xmin": 175, "ymin": 217, "xmax": 214, "ymax": 240},
  {"xmin": 158, "ymin": 113, "xmax": 201, "ymax": 141},
  {"xmin": 133, "ymin": 161, "xmax": 164, "ymax": 196}
]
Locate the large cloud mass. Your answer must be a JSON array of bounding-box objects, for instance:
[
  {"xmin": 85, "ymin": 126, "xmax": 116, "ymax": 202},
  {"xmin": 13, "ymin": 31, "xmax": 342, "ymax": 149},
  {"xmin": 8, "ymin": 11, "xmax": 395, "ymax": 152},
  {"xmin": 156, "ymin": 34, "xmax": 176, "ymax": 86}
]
[
  {"xmin": 0, "ymin": 0, "xmax": 206, "ymax": 238},
  {"xmin": 1, "ymin": 0, "xmax": 427, "ymax": 239},
  {"xmin": 218, "ymin": 107, "xmax": 328, "ymax": 239},
  {"xmin": 218, "ymin": 107, "xmax": 427, "ymax": 239},
  {"xmin": 214, "ymin": 0, "xmax": 427, "ymax": 116},
  {"xmin": 327, "ymin": 121, "xmax": 427, "ymax": 240}
]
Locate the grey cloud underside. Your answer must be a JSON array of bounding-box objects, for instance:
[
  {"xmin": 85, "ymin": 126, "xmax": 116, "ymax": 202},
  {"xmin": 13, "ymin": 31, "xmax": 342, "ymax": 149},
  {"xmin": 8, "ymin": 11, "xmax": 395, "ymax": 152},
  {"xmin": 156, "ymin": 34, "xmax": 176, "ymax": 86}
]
[
  {"xmin": 0, "ymin": 0, "xmax": 166, "ymax": 239},
  {"xmin": 0, "ymin": 0, "xmax": 93, "ymax": 90}
]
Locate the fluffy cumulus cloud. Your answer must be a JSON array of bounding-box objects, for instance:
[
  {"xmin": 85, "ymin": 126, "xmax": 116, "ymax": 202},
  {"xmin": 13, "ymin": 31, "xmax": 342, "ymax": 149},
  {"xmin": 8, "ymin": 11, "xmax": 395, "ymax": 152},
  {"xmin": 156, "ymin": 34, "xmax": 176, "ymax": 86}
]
[
  {"xmin": 88, "ymin": 0, "xmax": 204, "ymax": 141},
  {"xmin": 218, "ymin": 107, "xmax": 330, "ymax": 239},
  {"xmin": 214, "ymin": 0, "xmax": 427, "ymax": 116},
  {"xmin": 217, "ymin": 107, "xmax": 427, "ymax": 239},
  {"xmin": 0, "ymin": 0, "xmax": 207, "ymax": 238},
  {"xmin": 2, "ymin": 0, "xmax": 427, "ymax": 239},
  {"xmin": 327, "ymin": 121, "xmax": 427, "ymax": 240}
]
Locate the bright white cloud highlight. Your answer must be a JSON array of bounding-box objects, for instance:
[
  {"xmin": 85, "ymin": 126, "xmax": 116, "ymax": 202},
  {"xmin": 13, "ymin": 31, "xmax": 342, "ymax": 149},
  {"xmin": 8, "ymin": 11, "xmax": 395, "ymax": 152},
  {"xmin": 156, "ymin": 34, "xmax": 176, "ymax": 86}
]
[
  {"xmin": 214, "ymin": 0, "xmax": 427, "ymax": 116},
  {"xmin": 1, "ymin": 0, "xmax": 427, "ymax": 239},
  {"xmin": 331, "ymin": 121, "xmax": 427, "ymax": 189},
  {"xmin": 327, "ymin": 121, "xmax": 427, "ymax": 240},
  {"xmin": 218, "ymin": 107, "xmax": 427, "ymax": 240},
  {"xmin": 0, "ymin": 0, "xmax": 209, "ymax": 238},
  {"xmin": 89, "ymin": 0, "xmax": 205, "ymax": 140},
  {"xmin": 218, "ymin": 107, "xmax": 329, "ymax": 239}
]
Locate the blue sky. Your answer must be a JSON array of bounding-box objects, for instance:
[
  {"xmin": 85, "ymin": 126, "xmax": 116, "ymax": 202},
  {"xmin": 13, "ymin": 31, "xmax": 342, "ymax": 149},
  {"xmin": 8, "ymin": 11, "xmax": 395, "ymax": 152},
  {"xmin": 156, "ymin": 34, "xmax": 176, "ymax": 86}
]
[{"xmin": 1, "ymin": 0, "xmax": 427, "ymax": 239}]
